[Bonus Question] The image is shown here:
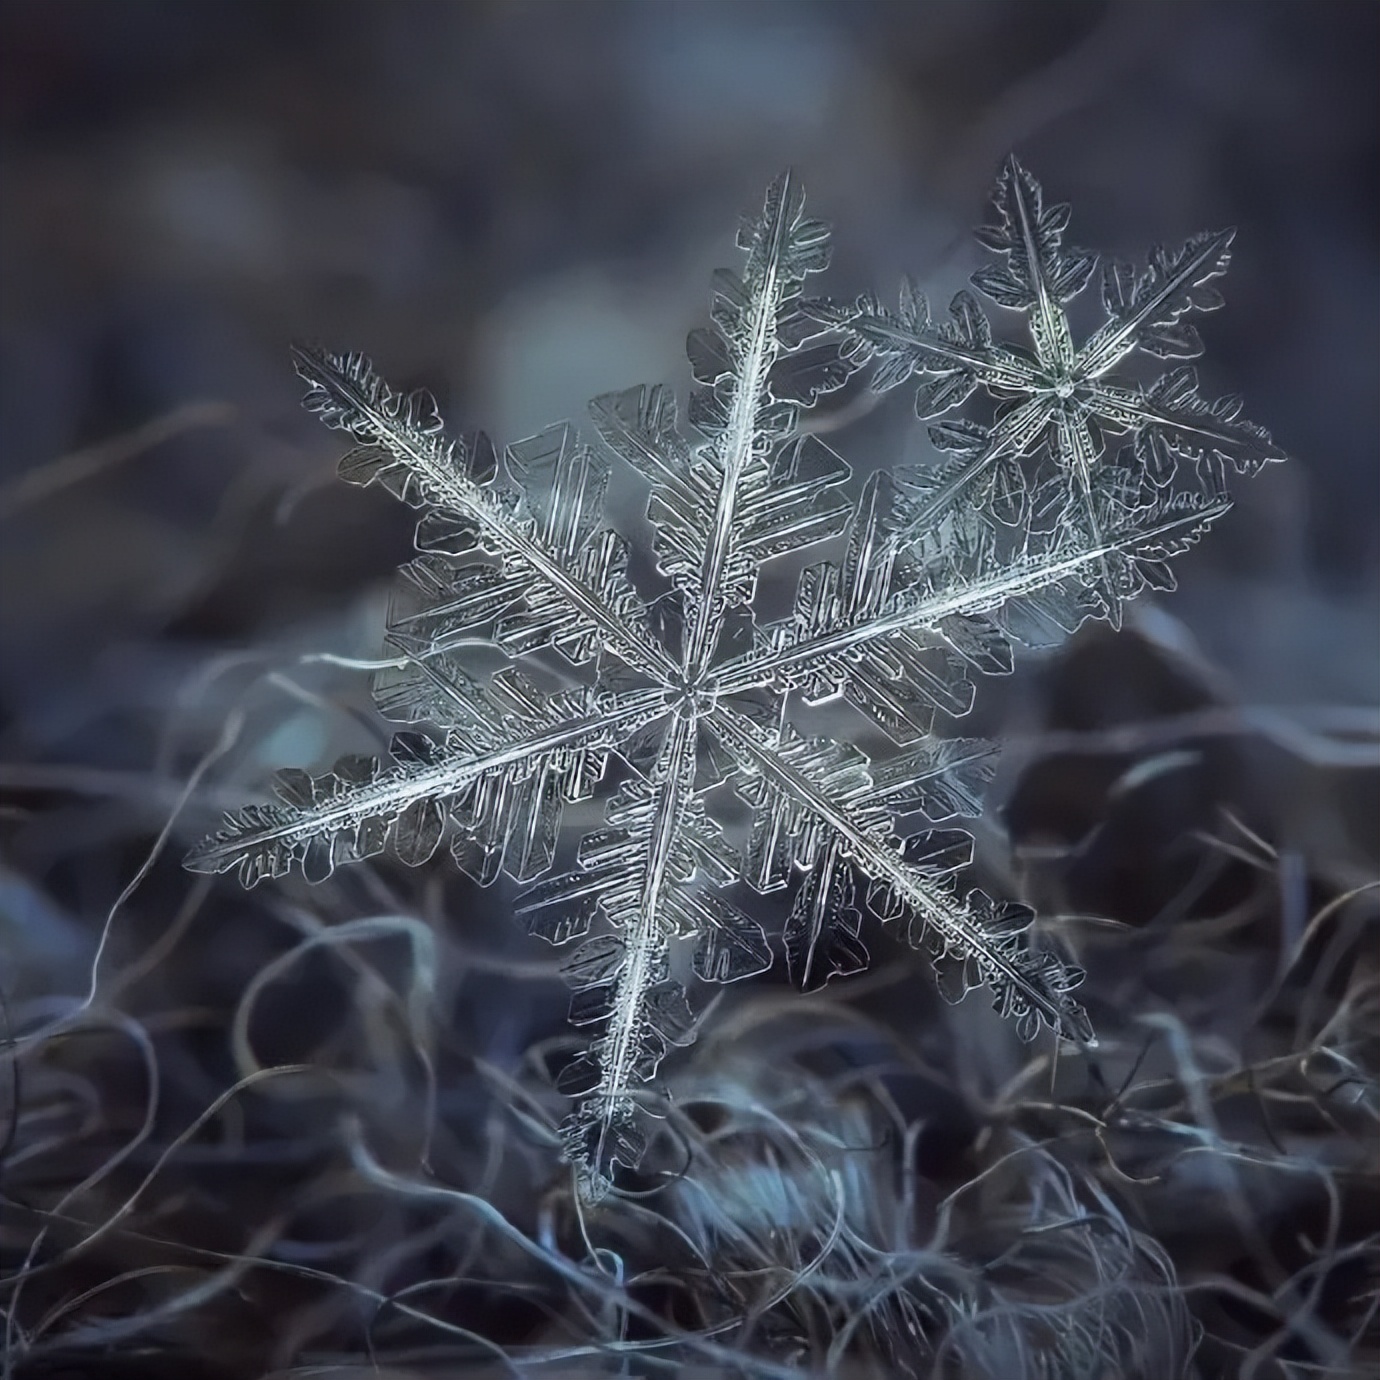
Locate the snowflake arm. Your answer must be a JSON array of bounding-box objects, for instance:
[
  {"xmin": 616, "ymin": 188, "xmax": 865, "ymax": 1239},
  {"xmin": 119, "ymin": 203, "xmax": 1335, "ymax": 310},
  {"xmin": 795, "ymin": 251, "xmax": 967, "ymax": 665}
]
[
  {"xmin": 290, "ymin": 346, "xmax": 673, "ymax": 679},
  {"xmin": 708, "ymin": 707, "xmax": 1093, "ymax": 1043},
  {"xmin": 516, "ymin": 712, "xmax": 768, "ymax": 1200},
  {"xmin": 590, "ymin": 171, "xmax": 853, "ymax": 681},
  {"xmin": 748, "ymin": 729, "xmax": 997, "ymax": 993},
  {"xmin": 716, "ymin": 465, "xmax": 1232, "ymax": 708},
  {"xmin": 186, "ymin": 668, "xmax": 663, "ymax": 891}
]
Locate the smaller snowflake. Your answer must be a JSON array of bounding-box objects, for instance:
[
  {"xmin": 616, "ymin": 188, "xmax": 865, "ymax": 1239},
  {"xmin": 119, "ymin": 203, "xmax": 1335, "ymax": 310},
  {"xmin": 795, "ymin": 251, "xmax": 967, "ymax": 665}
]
[{"xmin": 818, "ymin": 156, "xmax": 1284, "ymax": 621}]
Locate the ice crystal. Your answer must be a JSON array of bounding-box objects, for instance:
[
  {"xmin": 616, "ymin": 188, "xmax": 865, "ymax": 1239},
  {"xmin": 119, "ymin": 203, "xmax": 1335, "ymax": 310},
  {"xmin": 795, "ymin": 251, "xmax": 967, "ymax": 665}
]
[
  {"xmin": 187, "ymin": 166, "xmax": 1283, "ymax": 1199},
  {"xmin": 815, "ymin": 157, "xmax": 1285, "ymax": 627}
]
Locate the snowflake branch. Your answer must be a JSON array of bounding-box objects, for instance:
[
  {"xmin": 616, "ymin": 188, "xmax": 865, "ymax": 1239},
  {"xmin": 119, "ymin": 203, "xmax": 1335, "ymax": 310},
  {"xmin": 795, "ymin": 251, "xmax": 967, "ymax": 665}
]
[
  {"xmin": 715, "ymin": 492, "xmax": 1233, "ymax": 697},
  {"xmin": 291, "ymin": 346, "xmax": 675, "ymax": 682},
  {"xmin": 186, "ymin": 691, "xmax": 662, "ymax": 887},
  {"xmin": 709, "ymin": 706, "xmax": 1093, "ymax": 1043}
]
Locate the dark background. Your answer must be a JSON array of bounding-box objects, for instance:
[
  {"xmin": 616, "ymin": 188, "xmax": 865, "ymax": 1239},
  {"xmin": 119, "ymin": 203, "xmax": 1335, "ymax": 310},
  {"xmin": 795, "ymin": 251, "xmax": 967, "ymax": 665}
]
[{"xmin": 2, "ymin": 3, "xmax": 1377, "ymax": 1377}]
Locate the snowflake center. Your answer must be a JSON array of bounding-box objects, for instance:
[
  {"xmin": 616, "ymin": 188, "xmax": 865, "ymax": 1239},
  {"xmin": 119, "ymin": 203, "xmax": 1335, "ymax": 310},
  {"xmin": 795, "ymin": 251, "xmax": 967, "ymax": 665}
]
[{"xmin": 665, "ymin": 669, "xmax": 719, "ymax": 716}]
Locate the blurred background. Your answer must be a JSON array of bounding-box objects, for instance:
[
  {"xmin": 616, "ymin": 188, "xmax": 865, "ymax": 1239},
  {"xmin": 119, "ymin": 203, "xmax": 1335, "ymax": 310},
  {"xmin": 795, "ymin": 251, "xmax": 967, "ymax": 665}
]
[
  {"xmin": 1, "ymin": 2, "xmax": 1377, "ymax": 1377},
  {"xmin": 3, "ymin": 0, "xmax": 1377, "ymax": 731}
]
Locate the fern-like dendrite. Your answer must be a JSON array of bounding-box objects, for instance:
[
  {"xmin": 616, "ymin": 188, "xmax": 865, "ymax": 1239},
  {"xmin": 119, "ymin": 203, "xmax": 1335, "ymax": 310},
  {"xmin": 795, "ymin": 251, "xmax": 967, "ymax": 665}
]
[{"xmin": 187, "ymin": 166, "xmax": 1284, "ymax": 1200}]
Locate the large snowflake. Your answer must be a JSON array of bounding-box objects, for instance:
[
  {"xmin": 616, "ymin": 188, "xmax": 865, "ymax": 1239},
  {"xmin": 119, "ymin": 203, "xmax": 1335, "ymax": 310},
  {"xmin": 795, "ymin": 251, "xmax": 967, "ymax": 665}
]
[{"xmin": 188, "ymin": 166, "xmax": 1280, "ymax": 1199}]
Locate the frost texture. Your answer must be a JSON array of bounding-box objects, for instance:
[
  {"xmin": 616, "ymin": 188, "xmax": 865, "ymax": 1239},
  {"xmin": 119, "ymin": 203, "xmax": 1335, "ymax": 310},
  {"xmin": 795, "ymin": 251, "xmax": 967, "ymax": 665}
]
[{"xmin": 187, "ymin": 166, "xmax": 1283, "ymax": 1200}]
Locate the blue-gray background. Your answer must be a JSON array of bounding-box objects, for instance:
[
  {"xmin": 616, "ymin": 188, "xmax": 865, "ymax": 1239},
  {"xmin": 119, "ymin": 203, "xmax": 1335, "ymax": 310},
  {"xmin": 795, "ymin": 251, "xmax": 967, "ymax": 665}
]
[{"xmin": 3, "ymin": 0, "xmax": 1375, "ymax": 717}]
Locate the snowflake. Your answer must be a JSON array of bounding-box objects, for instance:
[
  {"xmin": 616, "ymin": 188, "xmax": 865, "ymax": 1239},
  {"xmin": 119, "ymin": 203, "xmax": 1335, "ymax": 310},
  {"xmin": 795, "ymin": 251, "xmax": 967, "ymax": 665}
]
[
  {"xmin": 819, "ymin": 156, "xmax": 1285, "ymax": 623},
  {"xmin": 187, "ymin": 167, "xmax": 1281, "ymax": 1199}
]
